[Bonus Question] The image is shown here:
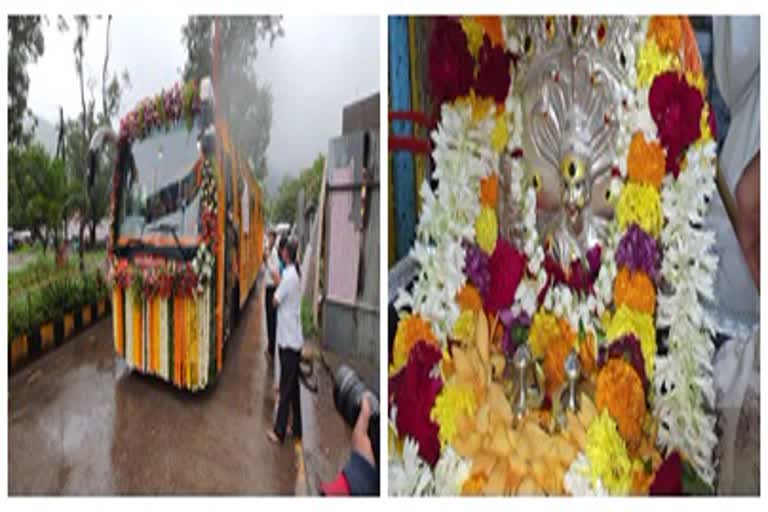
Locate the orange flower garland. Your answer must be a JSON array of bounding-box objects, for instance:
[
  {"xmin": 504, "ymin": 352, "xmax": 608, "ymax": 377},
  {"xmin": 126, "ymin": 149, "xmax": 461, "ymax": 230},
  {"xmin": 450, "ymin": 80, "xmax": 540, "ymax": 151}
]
[
  {"xmin": 649, "ymin": 16, "xmax": 682, "ymax": 55},
  {"xmin": 543, "ymin": 318, "xmax": 576, "ymax": 398},
  {"xmin": 596, "ymin": 358, "xmax": 647, "ymax": 451},
  {"xmin": 614, "ymin": 267, "xmax": 656, "ymax": 315},
  {"xmin": 480, "ymin": 173, "xmax": 499, "ymax": 207},
  {"xmin": 627, "ymin": 132, "xmax": 666, "ymax": 189},
  {"xmin": 456, "ymin": 283, "xmax": 484, "ymax": 312},
  {"xmin": 578, "ymin": 330, "xmax": 597, "ymax": 378}
]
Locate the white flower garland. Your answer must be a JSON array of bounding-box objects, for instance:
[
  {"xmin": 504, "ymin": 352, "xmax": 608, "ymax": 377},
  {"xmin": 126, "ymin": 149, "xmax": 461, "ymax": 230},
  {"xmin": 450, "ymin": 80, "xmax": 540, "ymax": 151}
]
[
  {"xmin": 654, "ymin": 141, "xmax": 719, "ymax": 486},
  {"xmin": 389, "ymin": 437, "xmax": 470, "ymax": 496},
  {"xmin": 564, "ymin": 452, "xmax": 610, "ymax": 496},
  {"xmin": 395, "ymin": 102, "xmax": 497, "ymax": 340}
]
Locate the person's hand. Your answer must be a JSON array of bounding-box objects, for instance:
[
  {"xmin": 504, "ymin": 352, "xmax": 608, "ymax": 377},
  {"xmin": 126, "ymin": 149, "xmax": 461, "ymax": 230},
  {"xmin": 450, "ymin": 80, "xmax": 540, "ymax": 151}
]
[
  {"xmin": 352, "ymin": 394, "xmax": 375, "ymax": 467},
  {"xmin": 735, "ymin": 151, "xmax": 760, "ymax": 289}
]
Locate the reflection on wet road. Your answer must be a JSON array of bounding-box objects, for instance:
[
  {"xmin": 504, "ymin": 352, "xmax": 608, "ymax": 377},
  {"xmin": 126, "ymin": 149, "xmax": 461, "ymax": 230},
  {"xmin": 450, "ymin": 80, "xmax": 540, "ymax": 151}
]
[{"xmin": 8, "ymin": 285, "xmax": 306, "ymax": 495}]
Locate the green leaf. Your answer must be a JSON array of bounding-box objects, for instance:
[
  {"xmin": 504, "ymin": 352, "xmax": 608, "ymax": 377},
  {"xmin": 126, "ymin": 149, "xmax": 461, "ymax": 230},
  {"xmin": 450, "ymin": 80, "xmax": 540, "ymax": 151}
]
[{"xmin": 681, "ymin": 460, "xmax": 714, "ymax": 496}]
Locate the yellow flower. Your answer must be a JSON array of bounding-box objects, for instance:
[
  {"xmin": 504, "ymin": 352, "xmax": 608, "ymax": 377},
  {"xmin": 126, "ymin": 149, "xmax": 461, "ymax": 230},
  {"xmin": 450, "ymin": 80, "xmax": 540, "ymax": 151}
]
[
  {"xmin": 456, "ymin": 90, "xmax": 495, "ymax": 123},
  {"xmin": 585, "ymin": 409, "xmax": 634, "ymax": 494},
  {"xmin": 452, "ymin": 310, "xmax": 477, "ymax": 344},
  {"xmin": 698, "ymin": 103, "xmax": 713, "ymax": 143},
  {"xmin": 685, "ymin": 70, "xmax": 707, "ymax": 94},
  {"xmin": 475, "ymin": 205, "xmax": 498, "ymax": 254},
  {"xmin": 461, "ymin": 16, "xmax": 485, "ymax": 58},
  {"xmin": 528, "ymin": 310, "xmax": 559, "ymax": 360},
  {"xmin": 431, "ymin": 379, "xmax": 477, "ymax": 449},
  {"xmin": 636, "ymin": 38, "xmax": 680, "ymax": 87},
  {"xmin": 605, "ymin": 304, "xmax": 656, "ymax": 381},
  {"xmin": 616, "ymin": 182, "xmax": 662, "ymax": 238},
  {"xmin": 490, "ymin": 113, "xmax": 509, "ymax": 153},
  {"xmin": 390, "ymin": 313, "xmax": 439, "ymax": 375}
]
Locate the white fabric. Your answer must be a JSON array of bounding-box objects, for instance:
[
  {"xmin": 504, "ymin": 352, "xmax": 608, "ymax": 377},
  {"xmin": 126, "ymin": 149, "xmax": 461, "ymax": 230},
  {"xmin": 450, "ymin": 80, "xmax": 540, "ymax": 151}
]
[
  {"xmin": 710, "ymin": 15, "xmax": 761, "ymax": 495},
  {"xmin": 274, "ymin": 264, "xmax": 303, "ymax": 351},
  {"xmin": 710, "ymin": 16, "xmax": 760, "ymax": 325}
]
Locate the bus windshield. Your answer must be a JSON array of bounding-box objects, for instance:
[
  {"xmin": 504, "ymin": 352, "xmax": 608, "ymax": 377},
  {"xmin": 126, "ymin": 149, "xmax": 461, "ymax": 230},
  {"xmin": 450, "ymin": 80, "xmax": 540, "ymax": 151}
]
[{"xmin": 117, "ymin": 119, "xmax": 202, "ymax": 245}]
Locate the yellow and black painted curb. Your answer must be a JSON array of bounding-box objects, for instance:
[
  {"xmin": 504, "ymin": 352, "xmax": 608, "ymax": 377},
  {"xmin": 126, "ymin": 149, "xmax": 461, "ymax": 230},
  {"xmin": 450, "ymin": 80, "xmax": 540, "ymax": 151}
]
[{"xmin": 8, "ymin": 297, "xmax": 112, "ymax": 374}]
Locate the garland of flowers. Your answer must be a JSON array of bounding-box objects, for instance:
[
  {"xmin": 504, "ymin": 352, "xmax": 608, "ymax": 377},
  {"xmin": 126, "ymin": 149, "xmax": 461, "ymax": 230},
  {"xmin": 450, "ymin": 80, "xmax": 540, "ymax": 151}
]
[
  {"xmin": 118, "ymin": 80, "xmax": 201, "ymax": 145},
  {"xmin": 390, "ymin": 15, "xmax": 720, "ymax": 496}
]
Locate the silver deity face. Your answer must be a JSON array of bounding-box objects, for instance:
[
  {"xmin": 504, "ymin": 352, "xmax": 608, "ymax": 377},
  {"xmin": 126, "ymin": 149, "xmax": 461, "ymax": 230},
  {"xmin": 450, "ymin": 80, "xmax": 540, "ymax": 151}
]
[{"xmin": 501, "ymin": 16, "xmax": 640, "ymax": 264}]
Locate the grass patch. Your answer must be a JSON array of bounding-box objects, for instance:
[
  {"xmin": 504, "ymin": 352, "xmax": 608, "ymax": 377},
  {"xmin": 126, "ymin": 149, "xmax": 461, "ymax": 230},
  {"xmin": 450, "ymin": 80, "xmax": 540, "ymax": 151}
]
[{"xmin": 301, "ymin": 296, "xmax": 320, "ymax": 340}]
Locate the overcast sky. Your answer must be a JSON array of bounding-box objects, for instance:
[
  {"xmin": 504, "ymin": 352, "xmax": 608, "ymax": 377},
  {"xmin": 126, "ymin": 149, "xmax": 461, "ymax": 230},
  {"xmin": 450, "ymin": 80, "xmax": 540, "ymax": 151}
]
[{"xmin": 27, "ymin": 15, "xmax": 379, "ymax": 190}]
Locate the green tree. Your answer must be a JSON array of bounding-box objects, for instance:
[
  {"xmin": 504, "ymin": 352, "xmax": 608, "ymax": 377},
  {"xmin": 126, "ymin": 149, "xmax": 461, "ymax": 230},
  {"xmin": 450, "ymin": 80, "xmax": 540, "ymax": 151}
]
[
  {"xmin": 181, "ymin": 16, "xmax": 281, "ymax": 179},
  {"xmin": 9, "ymin": 144, "xmax": 77, "ymax": 256},
  {"xmin": 270, "ymin": 154, "xmax": 325, "ymax": 224},
  {"xmin": 8, "ymin": 15, "xmax": 44, "ymax": 147}
]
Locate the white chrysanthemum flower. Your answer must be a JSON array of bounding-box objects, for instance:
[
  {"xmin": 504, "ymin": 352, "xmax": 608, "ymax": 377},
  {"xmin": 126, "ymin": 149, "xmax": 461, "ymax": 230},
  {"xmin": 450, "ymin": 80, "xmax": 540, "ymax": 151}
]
[
  {"xmin": 389, "ymin": 437, "xmax": 434, "ymax": 496},
  {"xmin": 433, "ymin": 447, "xmax": 470, "ymax": 496}
]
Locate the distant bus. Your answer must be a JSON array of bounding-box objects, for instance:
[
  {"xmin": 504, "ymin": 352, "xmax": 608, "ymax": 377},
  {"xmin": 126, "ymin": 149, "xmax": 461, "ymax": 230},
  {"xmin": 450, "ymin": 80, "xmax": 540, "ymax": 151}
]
[{"xmin": 89, "ymin": 74, "xmax": 264, "ymax": 391}]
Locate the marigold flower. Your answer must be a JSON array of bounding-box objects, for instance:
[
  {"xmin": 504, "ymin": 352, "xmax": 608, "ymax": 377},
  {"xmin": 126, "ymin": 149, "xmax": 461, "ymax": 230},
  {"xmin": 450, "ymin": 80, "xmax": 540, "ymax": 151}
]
[
  {"xmin": 452, "ymin": 310, "xmax": 477, "ymax": 344},
  {"xmin": 480, "ymin": 173, "xmax": 499, "ymax": 207},
  {"xmin": 431, "ymin": 379, "xmax": 477, "ymax": 449},
  {"xmin": 616, "ymin": 182, "xmax": 662, "ymax": 238},
  {"xmin": 596, "ymin": 358, "xmax": 647, "ymax": 450},
  {"xmin": 490, "ymin": 114, "xmax": 509, "ymax": 153},
  {"xmin": 585, "ymin": 409, "xmax": 634, "ymax": 494},
  {"xmin": 614, "ymin": 267, "xmax": 656, "ymax": 315},
  {"xmin": 475, "ymin": 205, "xmax": 498, "ymax": 254},
  {"xmin": 543, "ymin": 318, "xmax": 576, "ymax": 398},
  {"xmin": 461, "ymin": 472, "xmax": 488, "ymax": 495},
  {"xmin": 579, "ymin": 330, "xmax": 597, "ymax": 378},
  {"xmin": 605, "ymin": 305, "xmax": 656, "ymax": 381},
  {"xmin": 456, "ymin": 283, "xmax": 484, "ymax": 312},
  {"xmin": 391, "ymin": 314, "xmax": 439, "ymax": 375},
  {"xmin": 528, "ymin": 310, "xmax": 559, "ymax": 360},
  {"xmin": 649, "ymin": 16, "xmax": 683, "ymax": 55},
  {"xmin": 636, "ymin": 39, "xmax": 680, "ymax": 87},
  {"xmin": 627, "ymin": 132, "xmax": 666, "ymax": 189}
]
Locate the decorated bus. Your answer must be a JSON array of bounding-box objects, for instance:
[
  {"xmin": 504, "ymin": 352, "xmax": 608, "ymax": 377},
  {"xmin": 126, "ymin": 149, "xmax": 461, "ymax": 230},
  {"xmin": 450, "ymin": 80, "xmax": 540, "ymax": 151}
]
[{"xmin": 88, "ymin": 71, "xmax": 264, "ymax": 390}]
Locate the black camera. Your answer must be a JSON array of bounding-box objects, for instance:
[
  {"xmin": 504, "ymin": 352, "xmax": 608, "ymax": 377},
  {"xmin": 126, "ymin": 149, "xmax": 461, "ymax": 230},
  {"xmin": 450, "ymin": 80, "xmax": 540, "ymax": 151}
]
[{"xmin": 333, "ymin": 365, "xmax": 380, "ymax": 469}]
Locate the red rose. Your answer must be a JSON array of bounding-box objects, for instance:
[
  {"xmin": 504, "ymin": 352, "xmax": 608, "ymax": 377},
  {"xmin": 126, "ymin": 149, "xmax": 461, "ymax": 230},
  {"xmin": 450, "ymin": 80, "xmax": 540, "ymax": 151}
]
[
  {"xmin": 428, "ymin": 17, "xmax": 475, "ymax": 105},
  {"xmin": 474, "ymin": 34, "xmax": 514, "ymax": 103},
  {"xmin": 389, "ymin": 340, "xmax": 443, "ymax": 467},
  {"xmin": 649, "ymin": 71, "xmax": 703, "ymax": 177},
  {"xmin": 484, "ymin": 238, "xmax": 526, "ymax": 314},
  {"xmin": 650, "ymin": 451, "xmax": 683, "ymax": 495}
]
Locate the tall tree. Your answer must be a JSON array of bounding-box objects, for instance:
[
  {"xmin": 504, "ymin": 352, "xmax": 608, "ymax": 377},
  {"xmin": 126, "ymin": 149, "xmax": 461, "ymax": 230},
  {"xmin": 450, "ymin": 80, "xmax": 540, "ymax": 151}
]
[
  {"xmin": 181, "ymin": 16, "xmax": 282, "ymax": 180},
  {"xmin": 8, "ymin": 16, "xmax": 44, "ymax": 147}
]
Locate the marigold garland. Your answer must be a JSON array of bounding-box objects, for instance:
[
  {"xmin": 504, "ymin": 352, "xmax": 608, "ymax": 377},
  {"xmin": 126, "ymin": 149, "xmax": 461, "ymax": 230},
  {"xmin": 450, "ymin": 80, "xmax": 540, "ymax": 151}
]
[
  {"xmin": 614, "ymin": 267, "xmax": 656, "ymax": 315},
  {"xmin": 627, "ymin": 132, "xmax": 666, "ymax": 189},
  {"xmin": 452, "ymin": 310, "xmax": 477, "ymax": 344},
  {"xmin": 528, "ymin": 310, "xmax": 559, "ymax": 360},
  {"xmin": 596, "ymin": 358, "xmax": 647, "ymax": 450},
  {"xmin": 480, "ymin": 174, "xmax": 499, "ymax": 207},
  {"xmin": 391, "ymin": 314, "xmax": 440, "ymax": 375},
  {"xmin": 605, "ymin": 305, "xmax": 656, "ymax": 381},
  {"xmin": 456, "ymin": 283, "xmax": 484, "ymax": 312},
  {"xmin": 648, "ymin": 16, "xmax": 682, "ymax": 55},
  {"xmin": 616, "ymin": 182, "xmax": 662, "ymax": 238},
  {"xmin": 431, "ymin": 380, "xmax": 478, "ymax": 449},
  {"xmin": 490, "ymin": 115, "xmax": 509, "ymax": 153},
  {"xmin": 543, "ymin": 318, "xmax": 576, "ymax": 398},
  {"xmin": 636, "ymin": 38, "xmax": 680, "ymax": 87},
  {"xmin": 585, "ymin": 409, "xmax": 634, "ymax": 494},
  {"xmin": 460, "ymin": 16, "xmax": 485, "ymax": 57},
  {"xmin": 475, "ymin": 205, "xmax": 499, "ymax": 254}
]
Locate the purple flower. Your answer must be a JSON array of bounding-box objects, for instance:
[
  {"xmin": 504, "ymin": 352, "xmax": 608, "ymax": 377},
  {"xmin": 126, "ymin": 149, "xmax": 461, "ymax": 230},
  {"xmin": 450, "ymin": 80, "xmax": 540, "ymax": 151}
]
[
  {"xmin": 597, "ymin": 334, "xmax": 649, "ymax": 395},
  {"xmin": 615, "ymin": 224, "xmax": 661, "ymax": 283},
  {"xmin": 463, "ymin": 240, "xmax": 490, "ymax": 297}
]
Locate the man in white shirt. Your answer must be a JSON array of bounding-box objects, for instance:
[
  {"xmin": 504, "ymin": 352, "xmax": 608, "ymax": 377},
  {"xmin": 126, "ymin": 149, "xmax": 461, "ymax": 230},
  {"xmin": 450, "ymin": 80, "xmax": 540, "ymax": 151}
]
[{"xmin": 267, "ymin": 238, "xmax": 304, "ymax": 444}]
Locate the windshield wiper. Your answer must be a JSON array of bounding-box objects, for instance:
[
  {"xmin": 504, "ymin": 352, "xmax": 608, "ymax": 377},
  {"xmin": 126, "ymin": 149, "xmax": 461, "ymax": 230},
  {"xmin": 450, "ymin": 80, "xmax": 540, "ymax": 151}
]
[{"xmin": 147, "ymin": 223, "xmax": 185, "ymax": 260}]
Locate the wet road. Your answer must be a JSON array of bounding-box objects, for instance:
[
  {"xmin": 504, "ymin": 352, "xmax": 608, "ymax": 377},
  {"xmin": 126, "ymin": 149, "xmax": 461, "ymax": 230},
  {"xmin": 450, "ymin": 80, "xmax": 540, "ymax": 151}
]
[{"xmin": 8, "ymin": 284, "xmax": 307, "ymax": 495}]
